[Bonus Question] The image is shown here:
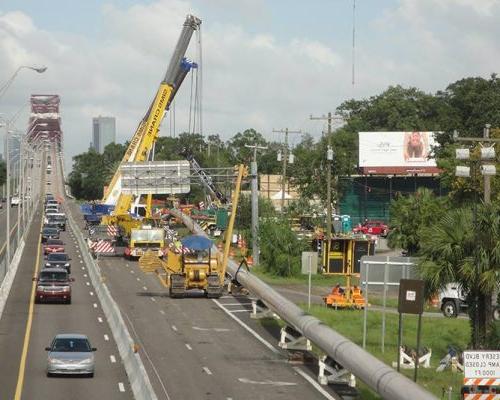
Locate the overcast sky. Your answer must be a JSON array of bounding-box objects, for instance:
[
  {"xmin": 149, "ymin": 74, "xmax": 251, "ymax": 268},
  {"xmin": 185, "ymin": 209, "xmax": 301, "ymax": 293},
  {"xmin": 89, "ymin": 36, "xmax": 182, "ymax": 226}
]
[{"xmin": 1, "ymin": 0, "xmax": 499, "ymax": 171}]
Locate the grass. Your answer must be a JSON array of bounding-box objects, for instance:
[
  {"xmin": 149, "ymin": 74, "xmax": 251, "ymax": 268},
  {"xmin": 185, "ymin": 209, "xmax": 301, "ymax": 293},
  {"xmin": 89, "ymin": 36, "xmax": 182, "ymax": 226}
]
[{"xmin": 302, "ymin": 305, "xmax": 469, "ymax": 399}]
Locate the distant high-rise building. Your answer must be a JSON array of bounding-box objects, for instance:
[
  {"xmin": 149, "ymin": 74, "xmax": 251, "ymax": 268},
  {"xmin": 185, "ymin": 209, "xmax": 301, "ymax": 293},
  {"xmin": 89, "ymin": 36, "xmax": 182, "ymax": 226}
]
[{"xmin": 91, "ymin": 116, "xmax": 116, "ymax": 153}]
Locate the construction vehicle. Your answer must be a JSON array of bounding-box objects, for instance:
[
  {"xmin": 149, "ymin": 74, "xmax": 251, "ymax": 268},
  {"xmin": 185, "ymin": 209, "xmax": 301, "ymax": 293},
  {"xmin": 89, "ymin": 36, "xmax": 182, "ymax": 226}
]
[
  {"xmin": 100, "ymin": 15, "xmax": 201, "ymax": 234},
  {"xmin": 157, "ymin": 164, "xmax": 247, "ymax": 298},
  {"xmin": 124, "ymin": 227, "xmax": 166, "ymax": 259}
]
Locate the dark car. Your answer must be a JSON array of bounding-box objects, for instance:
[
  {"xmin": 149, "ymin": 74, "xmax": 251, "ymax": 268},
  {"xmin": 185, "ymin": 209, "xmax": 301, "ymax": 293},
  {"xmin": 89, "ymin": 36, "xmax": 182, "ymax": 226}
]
[
  {"xmin": 45, "ymin": 253, "xmax": 71, "ymax": 274},
  {"xmin": 41, "ymin": 227, "xmax": 60, "ymax": 243},
  {"xmin": 43, "ymin": 239, "xmax": 65, "ymax": 256},
  {"xmin": 34, "ymin": 268, "xmax": 73, "ymax": 304},
  {"xmin": 46, "ymin": 214, "xmax": 66, "ymax": 231}
]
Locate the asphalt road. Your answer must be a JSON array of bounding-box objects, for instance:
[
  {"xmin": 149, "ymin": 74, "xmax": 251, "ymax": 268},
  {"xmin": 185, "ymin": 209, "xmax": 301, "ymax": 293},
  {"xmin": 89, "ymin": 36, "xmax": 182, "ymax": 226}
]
[
  {"xmin": 0, "ymin": 206, "xmax": 20, "ymax": 261},
  {"xmin": 0, "ymin": 148, "xmax": 133, "ymax": 400},
  {"xmin": 68, "ymin": 198, "xmax": 343, "ymax": 400}
]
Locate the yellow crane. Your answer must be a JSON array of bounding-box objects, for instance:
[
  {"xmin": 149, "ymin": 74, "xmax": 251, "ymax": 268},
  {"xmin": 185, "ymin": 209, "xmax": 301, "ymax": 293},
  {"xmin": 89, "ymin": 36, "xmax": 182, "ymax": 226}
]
[{"xmin": 101, "ymin": 14, "xmax": 201, "ymax": 234}]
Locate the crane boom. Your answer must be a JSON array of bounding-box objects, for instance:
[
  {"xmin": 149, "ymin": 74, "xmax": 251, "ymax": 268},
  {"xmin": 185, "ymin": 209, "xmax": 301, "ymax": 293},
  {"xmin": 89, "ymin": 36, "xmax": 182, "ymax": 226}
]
[{"xmin": 103, "ymin": 14, "xmax": 201, "ymax": 207}]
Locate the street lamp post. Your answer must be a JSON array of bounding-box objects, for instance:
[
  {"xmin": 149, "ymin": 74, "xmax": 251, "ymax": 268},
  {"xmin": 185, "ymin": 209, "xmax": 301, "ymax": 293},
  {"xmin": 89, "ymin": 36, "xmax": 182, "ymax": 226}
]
[{"xmin": 0, "ymin": 65, "xmax": 47, "ymax": 101}]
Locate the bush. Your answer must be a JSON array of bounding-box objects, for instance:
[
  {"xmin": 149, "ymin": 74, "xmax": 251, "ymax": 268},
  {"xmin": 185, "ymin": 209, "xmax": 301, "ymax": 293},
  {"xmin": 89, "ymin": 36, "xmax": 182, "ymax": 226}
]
[{"xmin": 259, "ymin": 217, "xmax": 306, "ymax": 277}]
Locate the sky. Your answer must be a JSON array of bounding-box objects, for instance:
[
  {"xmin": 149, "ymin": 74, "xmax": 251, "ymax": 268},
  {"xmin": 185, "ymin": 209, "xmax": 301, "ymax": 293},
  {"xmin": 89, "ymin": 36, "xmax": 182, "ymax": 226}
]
[{"xmin": 1, "ymin": 0, "xmax": 500, "ymax": 171}]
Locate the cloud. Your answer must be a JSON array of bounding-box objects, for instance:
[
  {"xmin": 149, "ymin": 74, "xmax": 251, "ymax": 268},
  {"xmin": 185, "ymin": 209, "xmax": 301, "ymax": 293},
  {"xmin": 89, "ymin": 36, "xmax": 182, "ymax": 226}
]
[{"xmin": 0, "ymin": 0, "xmax": 499, "ymax": 172}]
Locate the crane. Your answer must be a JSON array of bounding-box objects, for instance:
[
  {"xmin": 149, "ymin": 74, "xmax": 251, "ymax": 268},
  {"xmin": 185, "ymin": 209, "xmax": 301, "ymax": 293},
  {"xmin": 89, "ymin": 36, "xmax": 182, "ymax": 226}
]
[{"xmin": 102, "ymin": 15, "xmax": 201, "ymax": 230}]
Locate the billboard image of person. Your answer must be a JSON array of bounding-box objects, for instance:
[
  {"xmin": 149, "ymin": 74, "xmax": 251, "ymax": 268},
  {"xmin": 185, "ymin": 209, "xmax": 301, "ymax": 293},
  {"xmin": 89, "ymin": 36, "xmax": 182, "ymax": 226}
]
[{"xmin": 403, "ymin": 131, "xmax": 429, "ymax": 162}]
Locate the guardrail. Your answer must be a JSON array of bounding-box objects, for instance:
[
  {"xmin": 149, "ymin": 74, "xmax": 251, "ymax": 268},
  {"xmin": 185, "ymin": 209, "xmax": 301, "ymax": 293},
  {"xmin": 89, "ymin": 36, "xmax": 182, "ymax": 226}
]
[
  {"xmin": 66, "ymin": 206, "xmax": 158, "ymax": 400},
  {"xmin": 170, "ymin": 209, "xmax": 438, "ymax": 400}
]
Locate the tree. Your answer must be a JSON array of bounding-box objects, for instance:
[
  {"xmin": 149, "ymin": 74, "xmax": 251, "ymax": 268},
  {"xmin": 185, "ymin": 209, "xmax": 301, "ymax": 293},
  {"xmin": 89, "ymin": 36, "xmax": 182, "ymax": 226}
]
[
  {"xmin": 387, "ymin": 188, "xmax": 446, "ymax": 255},
  {"xmin": 259, "ymin": 217, "xmax": 306, "ymax": 277},
  {"xmin": 419, "ymin": 204, "xmax": 500, "ymax": 348}
]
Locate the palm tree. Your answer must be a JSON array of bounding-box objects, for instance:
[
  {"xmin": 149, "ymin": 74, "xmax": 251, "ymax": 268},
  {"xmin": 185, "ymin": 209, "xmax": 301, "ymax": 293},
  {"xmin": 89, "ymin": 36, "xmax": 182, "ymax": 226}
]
[{"xmin": 419, "ymin": 204, "xmax": 500, "ymax": 348}]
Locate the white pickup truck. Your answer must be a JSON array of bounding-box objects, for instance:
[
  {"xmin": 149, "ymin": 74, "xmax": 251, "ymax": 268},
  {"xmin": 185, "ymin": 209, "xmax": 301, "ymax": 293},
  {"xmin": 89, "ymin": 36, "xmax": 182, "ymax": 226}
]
[
  {"xmin": 10, "ymin": 196, "xmax": 20, "ymax": 207},
  {"xmin": 439, "ymin": 283, "xmax": 500, "ymax": 320}
]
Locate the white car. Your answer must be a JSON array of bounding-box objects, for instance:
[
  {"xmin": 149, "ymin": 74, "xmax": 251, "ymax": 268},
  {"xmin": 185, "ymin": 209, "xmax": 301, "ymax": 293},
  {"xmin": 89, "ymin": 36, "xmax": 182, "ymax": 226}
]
[{"xmin": 10, "ymin": 196, "xmax": 20, "ymax": 207}]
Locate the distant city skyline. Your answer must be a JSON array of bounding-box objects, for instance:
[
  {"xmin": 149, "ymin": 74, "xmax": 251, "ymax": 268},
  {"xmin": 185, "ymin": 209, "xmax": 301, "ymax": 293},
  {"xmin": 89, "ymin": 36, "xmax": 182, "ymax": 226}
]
[{"xmin": 91, "ymin": 116, "xmax": 116, "ymax": 154}]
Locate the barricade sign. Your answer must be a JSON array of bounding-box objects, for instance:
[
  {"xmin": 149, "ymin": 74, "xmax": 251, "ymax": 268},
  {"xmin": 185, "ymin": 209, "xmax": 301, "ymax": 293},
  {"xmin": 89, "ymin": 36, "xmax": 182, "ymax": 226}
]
[{"xmin": 464, "ymin": 351, "xmax": 500, "ymax": 380}]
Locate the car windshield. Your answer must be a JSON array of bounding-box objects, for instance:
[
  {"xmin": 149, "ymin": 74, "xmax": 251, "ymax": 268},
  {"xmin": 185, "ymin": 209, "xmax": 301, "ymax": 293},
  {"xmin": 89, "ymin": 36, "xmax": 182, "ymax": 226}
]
[
  {"xmin": 48, "ymin": 253, "xmax": 68, "ymax": 261},
  {"xmin": 40, "ymin": 271, "xmax": 68, "ymax": 281},
  {"xmin": 51, "ymin": 338, "xmax": 91, "ymax": 352},
  {"xmin": 46, "ymin": 239, "xmax": 63, "ymax": 246},
  {"xmin": 43, "ymin": 228, "xmax": 58, "ymax": 234}
]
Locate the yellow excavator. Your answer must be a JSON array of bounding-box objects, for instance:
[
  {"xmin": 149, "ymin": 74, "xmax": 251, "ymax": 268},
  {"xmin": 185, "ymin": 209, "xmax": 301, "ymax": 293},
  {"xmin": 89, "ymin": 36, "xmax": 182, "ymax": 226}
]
[
  {"xmin": 163, "ymin": 164, "xmax": 247, "ymax": 298},
  {"xmin": 101, "ymin": 14, "xmax": 201, "ymax": 235}
]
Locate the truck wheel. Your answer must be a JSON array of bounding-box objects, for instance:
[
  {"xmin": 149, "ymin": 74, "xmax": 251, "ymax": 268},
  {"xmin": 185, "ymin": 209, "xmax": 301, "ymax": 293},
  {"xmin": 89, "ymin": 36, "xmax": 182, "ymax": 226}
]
[
  {"xmin": 493, "ymin": 307, "xmax": 500, "ymax": 321},
  {"xmin": 442, "ymin": 300, "xmax": 458, "ymax": 318}
]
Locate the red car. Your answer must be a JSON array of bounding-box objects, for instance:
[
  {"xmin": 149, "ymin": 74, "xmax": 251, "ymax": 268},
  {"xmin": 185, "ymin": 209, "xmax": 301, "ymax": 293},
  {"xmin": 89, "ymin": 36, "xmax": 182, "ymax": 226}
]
[
  {"xmin": 43, "ymin": 239, "xmax": 65, "ymax": 256},
  {"xmin": 34, "ymin": 268, "xmax": 74, "ymax": 304},
  {"xmin": 353, "ymin": 220, "xmax": 389, "ymax": 237}
]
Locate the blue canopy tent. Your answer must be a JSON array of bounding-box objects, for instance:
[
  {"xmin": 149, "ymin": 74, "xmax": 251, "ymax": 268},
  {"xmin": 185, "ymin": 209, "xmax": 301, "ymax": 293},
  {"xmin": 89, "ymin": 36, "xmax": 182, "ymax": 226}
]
[{"xmin": 181, "ymin": 235, "xmax": 213, "ymax": 251}]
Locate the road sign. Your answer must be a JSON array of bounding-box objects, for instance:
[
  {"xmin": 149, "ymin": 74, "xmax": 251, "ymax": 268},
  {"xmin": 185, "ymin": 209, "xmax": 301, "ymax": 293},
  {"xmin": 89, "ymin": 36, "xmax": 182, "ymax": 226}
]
[
  {"xmin": 120, "ymin": 160, "xmax": 190, "ymax": 195},
  {"xmin": 464, "ymin": 350, "xmax": 500, "ymax": 380}
]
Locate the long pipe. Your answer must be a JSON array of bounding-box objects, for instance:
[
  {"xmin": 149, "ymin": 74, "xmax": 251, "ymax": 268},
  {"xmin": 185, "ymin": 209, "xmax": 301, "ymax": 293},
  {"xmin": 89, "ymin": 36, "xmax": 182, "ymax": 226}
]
[{"xmin": 170, "ymin": 209, "xmax": 437, "ymax": 400}]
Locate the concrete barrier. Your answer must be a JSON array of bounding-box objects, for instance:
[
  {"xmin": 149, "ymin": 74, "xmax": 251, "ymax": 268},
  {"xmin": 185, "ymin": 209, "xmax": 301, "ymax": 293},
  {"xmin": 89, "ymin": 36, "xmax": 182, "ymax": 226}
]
[{"xmin": 66, "ymin": 207, "xmax": 158, "ymax": 400}]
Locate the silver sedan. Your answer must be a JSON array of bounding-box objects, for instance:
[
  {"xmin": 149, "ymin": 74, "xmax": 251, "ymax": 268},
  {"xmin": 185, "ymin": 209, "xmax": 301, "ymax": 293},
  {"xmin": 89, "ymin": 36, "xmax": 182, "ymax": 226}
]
[{"xmin": 46, "ymin": 333, "xmax": 96, "ymax": 377}]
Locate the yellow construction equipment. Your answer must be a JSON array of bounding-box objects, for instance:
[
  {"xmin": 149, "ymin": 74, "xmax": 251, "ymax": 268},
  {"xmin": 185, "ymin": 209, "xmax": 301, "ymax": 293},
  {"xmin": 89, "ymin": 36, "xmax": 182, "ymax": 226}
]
[
  {"xmin": 163, "ymin": 164, "xmax": 247, "ymax": 298},
  {"xmin": 101, "ymin": 15, "xmax": 201, "ymax": 235}
]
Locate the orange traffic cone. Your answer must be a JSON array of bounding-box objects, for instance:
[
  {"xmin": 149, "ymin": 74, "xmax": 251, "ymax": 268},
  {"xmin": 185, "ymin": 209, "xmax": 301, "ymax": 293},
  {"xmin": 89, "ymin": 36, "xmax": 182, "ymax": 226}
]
[{"xmin": 246, "ymin": 256, "xmax": 253, "ymax": 266}]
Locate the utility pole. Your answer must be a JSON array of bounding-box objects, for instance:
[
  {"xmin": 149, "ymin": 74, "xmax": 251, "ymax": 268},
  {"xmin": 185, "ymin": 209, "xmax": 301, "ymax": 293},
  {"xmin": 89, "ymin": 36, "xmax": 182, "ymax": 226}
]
[
  {"xmin": 310, "ymin": 112, "xmax": 343, "ymax": 241},
  {"xmin": 273, "ymin": 128, "xmax": 301, "ymax": 213},
  {"xmin": 245, "ymin": 143, "xmax": 267, "ymax": 266}
]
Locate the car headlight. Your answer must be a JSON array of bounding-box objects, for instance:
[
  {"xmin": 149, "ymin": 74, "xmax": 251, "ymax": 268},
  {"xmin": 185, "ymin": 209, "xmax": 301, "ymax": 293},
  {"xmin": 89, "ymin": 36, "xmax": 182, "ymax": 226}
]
[
  {"xmin": 45, "ymin": 263, "xmax": 50, "ymax": 267},
  {"xmin": 49, "ymin": 357, "xmax": 63, "ymax": 364},
  {"xmin": 78, "ymin": 357, "xmax": 93, "ymax": 364},
  {"xmin": 64, "ymin": 263, "xmax": 70, "ymax": 267}
]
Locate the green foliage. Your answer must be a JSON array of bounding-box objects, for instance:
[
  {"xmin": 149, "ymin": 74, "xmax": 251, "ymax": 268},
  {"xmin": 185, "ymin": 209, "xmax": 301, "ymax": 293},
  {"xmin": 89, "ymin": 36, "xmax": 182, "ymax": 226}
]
[
  {"xmin": 68, "ymin": 143, "xmax": 126, "ymax": 200},
  {"xmin": 0, "ymin": 160, "xmax": 5, "ymax": 187},
  {"xmin": 419, "ymin": 204, "xmax": 500, "ymax": 348},
  {"xmin": 259, "ymin": 217, "xmax": 306, "ymax": 277},
  {"xmin": 387, "ymin": 188, "xmax": 446, "ymax": 255},
  {"xmin": 236, "ymin": 195, "xmax": 276, "ymax": 231}
]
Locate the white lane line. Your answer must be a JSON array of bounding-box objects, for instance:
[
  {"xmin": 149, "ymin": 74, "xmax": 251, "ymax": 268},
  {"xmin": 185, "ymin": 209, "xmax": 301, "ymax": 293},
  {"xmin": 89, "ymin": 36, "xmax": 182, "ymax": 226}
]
[
  {"xmin": 125, "ymin": 263, "xmax": 129, "ymax": 267},
  {"xmin": 81, "ymin": 266, "xmax": 85, "ymax": 270},
  {"xmin": 229, "ymin": 309, "xmax": 251, "ymax": 313},
  {"xmin": 84, "ymin": 273, "xmax": 88, "ymax": 277},
  {"xmin": 203, "ymin": 367, "xmax": 213, "ymax": 375},
  {"xmin": 104, "ymin": 334, "xmax": 109, "ymax": 341},
  {"xmin": 93, "ymin": 303, "xmax": 98, "ymax": 308},
  {"xmin": 98, "ymin": 317, "xmax": 103, "ymax": 323},
  {"xmin": 171, "ymin": 325, "xmax": 178, "ymax": 332},
  {"xmin": 212, "ymin": 299, "xmax": 280, "ymax": 354},
  {"xmin": 86, "ymin": 282, "xmax": 90, "ymax": 286},
  {"xmin": 80, "ymin": 260, "xmax": 83, "ymax": 264},
  {"xmin": 118, "ymin": 382, "xmax": 125, "ymax": 392},
  {"xmin": 159, "ymin": 310, "xmax": 165, "ymax": 315},
  {"xmin": 142, "ymin": 286, "xmax": 147, "ymax": 291},
  {"xmin": 221, "ymin": 302, "xmax": 253, "ymax": 306},
  {"xmin": 185, "ymin": 344, "xmax": 192, "ymax": 351},
  {"xmin": 90, "ymin": 291, "xmax": 94, "ymax": 296},
  {"xmin": 292, "ymin": 367, "xmax": 339, "ymax": 400},
  {"xmin": 130, "ymin": 270, "xmax": 135, "ymax": 274},
  {"xmin": 110, "ymin": 355, "xmax": 116, "ymax": 363},
  {"xmin": 151, "ymin": 297, "xmax": 156, "ymax": 302},
  {"xmin": 136, "ymin": 277, "xmax": 141, "ymax": 281},
  {"xmin": 78, "ymin": 254, "xmax": 81, "ymax": 258}
]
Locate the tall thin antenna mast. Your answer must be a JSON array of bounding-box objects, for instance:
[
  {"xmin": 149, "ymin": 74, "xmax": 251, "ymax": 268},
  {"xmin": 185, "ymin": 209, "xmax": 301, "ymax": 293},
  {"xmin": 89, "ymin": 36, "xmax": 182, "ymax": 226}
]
[{"xmin": 352, "ymin": 0, "xmax": 356, "ymax": 88}]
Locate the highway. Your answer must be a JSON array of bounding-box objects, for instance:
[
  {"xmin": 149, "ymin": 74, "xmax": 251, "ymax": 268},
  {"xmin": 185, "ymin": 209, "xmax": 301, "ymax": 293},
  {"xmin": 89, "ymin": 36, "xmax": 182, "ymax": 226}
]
[
  {"xmin": 0, "ymin": 149, "xmax": 133, "ymax": 400},
  {"xmin": 0, "ymin": 144, "xmax": 343, "ymax": 400},
  {"xmin": 0, "ymin": 206, "xmax": 20, "ymax": 261}
]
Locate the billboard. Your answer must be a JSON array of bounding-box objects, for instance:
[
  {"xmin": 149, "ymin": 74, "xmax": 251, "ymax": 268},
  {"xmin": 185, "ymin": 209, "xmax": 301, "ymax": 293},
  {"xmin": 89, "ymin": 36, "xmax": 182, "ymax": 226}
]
[{"xmin": 358, "ymin": 132, "xmax": 440, "ymax": 174}]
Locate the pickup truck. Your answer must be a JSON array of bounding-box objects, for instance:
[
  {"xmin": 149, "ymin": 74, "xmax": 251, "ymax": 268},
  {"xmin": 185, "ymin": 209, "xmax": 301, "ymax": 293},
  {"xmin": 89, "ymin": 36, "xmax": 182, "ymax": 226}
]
[{"xmin": 439, "ymin": 283, "xmax": 500, "ymax": 320}]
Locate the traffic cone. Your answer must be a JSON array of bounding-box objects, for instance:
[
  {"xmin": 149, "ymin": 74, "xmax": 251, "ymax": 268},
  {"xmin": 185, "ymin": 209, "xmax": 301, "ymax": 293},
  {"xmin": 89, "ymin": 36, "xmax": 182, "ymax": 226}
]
[{"xmin": 246, "ymin": 255, "xmax": 253, "ymax": 266}]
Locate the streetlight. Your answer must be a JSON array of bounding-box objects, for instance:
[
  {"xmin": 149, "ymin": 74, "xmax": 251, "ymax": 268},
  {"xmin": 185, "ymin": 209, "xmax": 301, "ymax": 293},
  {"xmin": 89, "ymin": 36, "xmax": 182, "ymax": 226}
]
[{"xmin": 0, "ymin": 65, "xmax": 47, "ymax": 101}]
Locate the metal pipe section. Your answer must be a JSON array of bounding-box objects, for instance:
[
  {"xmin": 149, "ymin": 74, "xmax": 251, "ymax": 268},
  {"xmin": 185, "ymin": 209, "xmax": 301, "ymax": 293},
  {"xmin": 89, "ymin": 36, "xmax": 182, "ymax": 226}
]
[
  {"xmin": 163, "ymin": 14, "xmax": 201, "ymax": 85},
  {"xmin": 170, "ymin": 209, "xmax": 438, "ymax": 400}
]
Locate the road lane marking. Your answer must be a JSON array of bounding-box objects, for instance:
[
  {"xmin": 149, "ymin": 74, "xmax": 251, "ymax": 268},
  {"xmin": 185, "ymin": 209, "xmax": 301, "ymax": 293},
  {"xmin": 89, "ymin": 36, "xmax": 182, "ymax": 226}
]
[
  {"xmin": 13, "ymin": 210, "xmax": 44, "ymax": 400},
  {"xmin": 98, "ymin": 317, "xmax": 103, "ymax": 323},
  {"xmin": 229, "ymin": 309, "xmax": 251, "ymax": 313},
  {"xmin": 171, "ymin": 325, "xmax": 178, "ymax": 332},
  {"xmin": 81, "ymin": 266, "xmax": 85, "ymax": 270},
  {"xmin": 110, "ymin": 355, "xmax": 116, "ymax": 363},
  {"xmin": 131, "ymin": 270, "xmax": 135, "ymax": 274},
  {"xmin": 221, "ymin": 302, "xmax": 253, "ymax": 306},
  {"xmin": 118, "ymin": 382, "xmax": 125, "ymax": 392},
  {"xmin": 93, "ymin": 303, "xmax": 98, "ymax": 308},
  {"xmin": 203, "ymin": 367, "xmax": 213, "ymax": 375},
  {"xmin": 90, "ymin": 291, "xmax": 94, "ymax": 296},
  {"xmin": 159, "ymin": 310, "xmax": 165, "ymax": 315},
  {"xmin": 185, "ymin": 344, "xmax": 192, "ymax": 350},
  {"xmin": 84, "ymin": 273, "xmax": 88, "ymax": 277},
  {"xmin": 292, "ymin": 367, "xmax": 339, "ymax": 400},
  {"xmin": 86, "ymin": 282, "xmax": 90, "ymax": 286},
  {"xmin": 80, "ymin": 260, "xmax": 83, "ymax": 263},
  {"xmin": 212, "ymin": 299, "xmax": 280, "ymax": 354},
  {"xmin": 151, "ymin": 297, "xmax": 156, "ymax": 302},
  {"xmin": 136, "ymin": 277, "xmax": 141, "ymax": 281},
  {"xmin": 104, "ymin": 334, "xmax": 109, "ymax": 341},
  {"xmin": 238, "ymin": 377, "xmax": 297, "ymax": 386},
  {"xmin": 142, "ymin": 286, "xmax": 147, "ymax": 290}
]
